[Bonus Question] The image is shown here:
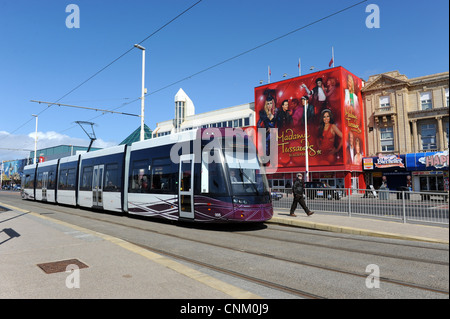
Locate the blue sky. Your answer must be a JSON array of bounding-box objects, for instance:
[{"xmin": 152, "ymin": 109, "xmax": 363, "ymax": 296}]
[{"xmin": 0, "ymin": 0, "xmax": 449, "ymax": 161}]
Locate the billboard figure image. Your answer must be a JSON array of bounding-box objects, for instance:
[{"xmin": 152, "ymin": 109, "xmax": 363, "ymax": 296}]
[
  {"xmin": 276, "ymin": 100, "xmax": 293, "ymax": 129},
  {"xmin": 302, "ymin": 78, "xmax": 328, "ymax": 112},
  {"xmin": 301, "ymin": 95, "xmax": 315, "ymax": 125},
  {"xmin": 346, "ymin": 130, "xmax": 355, "ymax": 164},
  {"xmin": 317, "ymin": 109, "xmax": 343, "ymax": 163},
  {"xmin": 324, "ymin": 77, "xmax": 340, "ymax": 120},
  {"xmin": 290, "ymin": 98, "xmax": 303, "ymax": 127},
  {"xmin": 344, "ymin": 74, "xmax": 359, "ymax": 109},
  {"xmin": 257, "ymin": 89, "xmax": 276, "ymax": 156},
  {"xmin": 352, "ymin": 137, "xmax": 363, "ymax": 165}
]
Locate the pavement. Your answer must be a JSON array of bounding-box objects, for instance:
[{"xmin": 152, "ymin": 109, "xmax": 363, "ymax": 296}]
[
  {"xmin": 0, "ymin": 200, "xmax": 448, "ymax": 299},
  {"xmin": 269, "ymin": 209, "xmax": 449, "ymax": 245}
]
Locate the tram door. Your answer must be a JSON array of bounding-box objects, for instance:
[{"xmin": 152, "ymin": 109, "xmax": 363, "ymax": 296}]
[
  {"xmin": 92, "ymin": 165, "xmax": 104, "ymax": 207},
  {"xmin": 179, "ymin": 154, "xmax": 195, "ymax": 219},
  {"xmin": 42, "ymin": 172, "xmax": 48, "ymax": 201}
]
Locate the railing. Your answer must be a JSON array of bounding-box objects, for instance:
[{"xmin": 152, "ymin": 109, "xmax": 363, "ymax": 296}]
[{"xmin": 271, "ymin": 188, "xmax": 449, "ymax": 225}]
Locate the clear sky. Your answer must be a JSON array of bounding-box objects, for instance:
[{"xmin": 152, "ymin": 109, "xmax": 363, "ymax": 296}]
[{"xmin": 0, "ymin": 0, "xmax": 449, "ymax": 161}]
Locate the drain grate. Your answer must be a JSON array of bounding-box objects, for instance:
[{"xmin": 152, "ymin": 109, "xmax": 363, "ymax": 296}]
[
  {"xmin": 37, "ymin": 259, "xmax": 89, "ymax": 274},
  {"xmin": 0, "ymin": 206, "xmax": 10, "ymax": 212}
]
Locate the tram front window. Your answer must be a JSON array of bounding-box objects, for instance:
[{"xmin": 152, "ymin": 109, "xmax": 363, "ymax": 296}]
[{"xmin": 225, "ymin": 153, "xmax": 269, "ymax": 196}]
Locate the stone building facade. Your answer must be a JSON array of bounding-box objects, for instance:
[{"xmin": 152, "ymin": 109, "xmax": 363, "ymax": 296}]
[
  {"xmin": 362, "ymin": 71, "xmax": 449, "ymax": 191},
  {"xmin": 362, "ymin": 71, "xmax": 448, "ymax": 155}
]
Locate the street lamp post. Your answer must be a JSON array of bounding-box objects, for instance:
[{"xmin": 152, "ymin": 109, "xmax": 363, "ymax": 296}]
[
  {"xmin": 32, "ymin": 114, "xmax": 38, "ymax": 164},
  {"xmin": 303, "ymin": 102, "xmax": 309, "ymax": 182},
  {"xmin": 134, "ymin": 44, "xmax": 146, "ymax": 141}
]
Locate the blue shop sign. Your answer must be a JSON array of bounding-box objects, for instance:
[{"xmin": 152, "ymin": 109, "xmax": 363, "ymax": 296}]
[{"xmin": 406, "ymin": 151, "xmax": 449, "ymax": 171}]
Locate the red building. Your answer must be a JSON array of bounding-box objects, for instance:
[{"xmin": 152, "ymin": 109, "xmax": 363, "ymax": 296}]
[{"xmin": 254, "ymin": 66, "xmax": 366, "ymax": 191}]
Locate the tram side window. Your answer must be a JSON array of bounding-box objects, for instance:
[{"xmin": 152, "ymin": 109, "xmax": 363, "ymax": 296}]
[
  {"xmin": 150, "ymin": 158, "xmax": 176, "ymax": 193},
  {"xmin": 130, "ymin": 160, "xmax": 150, "ymax": 193},
  {"xmin": 59, "ymin": 168, "xmax": 76, "ymax": 190},
  {"xmin": 24, "ymin": 173, "xmax": 34, "ymax": 189},
  {"xmin": 59, "ymin": 169, "xmax": 68, "ymax": 190},
  {"xmin": 36, "ymin": 172, "xmax": 43, "ymax": 189},
  {"xmin": 48, "ymin": 171, "xmax": 55, "ymax": 190},
  {"xmin": 105, "ymin": 163, "xmax": 120, "ymax": 192},
  {"xmin": 66, "ymin": 169, "xmax": 76, "ymax": 190},
  {"xmin": 80, "ymin": 166, "xmax": 93, "ymax": 191},
  {"xmin": 201, "ymin": 150, "xmax": 228, "ymax": 195},
  {"xmin": 202, "ymin": 162, "xmax": 228, "ymax": 195}
]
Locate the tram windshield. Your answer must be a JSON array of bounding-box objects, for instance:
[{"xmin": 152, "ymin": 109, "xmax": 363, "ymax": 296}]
[
  {"xmin": 200, "ymin": 130, "xmax": 270, "ymax": 199},
  {"xmin": 223, "ymin": 139, "xmax": 270, "ymax": 197}
]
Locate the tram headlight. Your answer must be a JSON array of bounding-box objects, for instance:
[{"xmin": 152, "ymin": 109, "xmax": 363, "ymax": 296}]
[{"xmin": 233, "ymin": 198, "xmax": 249, "ymax": 205}]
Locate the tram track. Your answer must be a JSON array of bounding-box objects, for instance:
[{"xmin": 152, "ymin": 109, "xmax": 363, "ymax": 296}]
[
  {"xmin": 23, "ymin": 200, "xmax": 449, "ymax": 264},
  {"xmin": 129, "ymin": 241, "xmax": 324, "ymax": 299},
  {"xmin": 265, "ymin": 222, "xmax": 449, "ymax": 252},
  {"xmin": 4, "ymin": 198, "xmax": 450, "ymax": 298},
  {"xmin": 232, "ymin": 228, "xmax": 449, "ymax": 266}
]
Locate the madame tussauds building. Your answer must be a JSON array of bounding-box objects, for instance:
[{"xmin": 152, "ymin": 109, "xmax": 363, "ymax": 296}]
[{"xmin": 254, "ymin": 66, "xmax": 366, "ymax": 192}]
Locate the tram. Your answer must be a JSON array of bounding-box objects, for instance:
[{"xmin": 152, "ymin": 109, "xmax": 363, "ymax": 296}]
[{"xmin": 22, "ymin": 128, "xmax": 273, "ymax": 223}]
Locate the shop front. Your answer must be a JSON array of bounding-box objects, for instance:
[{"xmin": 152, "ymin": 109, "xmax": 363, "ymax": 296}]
[
  {"xmin": 362, "ymin": 154, "xmax": 409, "ymax": 191},
  {"xmin": 405, "ymin": 151, "xmax": 449, "ymax": 192}
]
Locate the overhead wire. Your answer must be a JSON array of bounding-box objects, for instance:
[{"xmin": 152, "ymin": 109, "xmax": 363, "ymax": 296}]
[
  {"xmin": 49, "ymin": 0, "xmax": 370, "ymax": 135},
  {"xmin": 2, "ymin": 0, "xmax": 368, "ymax": 156},
  {"xmin": 126, "ymin": 0, "xmax": 369, "ymax": 100},
  {"xmin": 0, "ymin": 0, "xmax": 204, "ymax": 145}
]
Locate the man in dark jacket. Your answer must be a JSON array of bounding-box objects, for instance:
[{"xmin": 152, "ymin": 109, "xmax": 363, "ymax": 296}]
[{"xmin": 290, "ymin": 173, "xmax": 314, "ymax": 217}]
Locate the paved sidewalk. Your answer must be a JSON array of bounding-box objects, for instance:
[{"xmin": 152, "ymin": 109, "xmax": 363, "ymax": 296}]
[
  {"xmin": 0, "ymin": 201, "xmax": 447, "ymax": 299},
  {"xmin": 0, "ymin": 203, "xmax": 258, "ymax": 299},
  {"xmin": 268, "ymin": 209, "xmax": 449, "ymax": 244}
]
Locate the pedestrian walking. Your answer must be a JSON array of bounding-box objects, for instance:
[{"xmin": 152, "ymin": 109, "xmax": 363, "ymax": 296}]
[{"xmin": 290, "ymin": 173, "xmax": 314, "ymax": 217}]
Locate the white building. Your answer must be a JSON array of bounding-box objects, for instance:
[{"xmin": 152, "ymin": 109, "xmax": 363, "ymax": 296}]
[{"xmin": 152, "ymin": 88, "xmax": 255, "ymax": 137}]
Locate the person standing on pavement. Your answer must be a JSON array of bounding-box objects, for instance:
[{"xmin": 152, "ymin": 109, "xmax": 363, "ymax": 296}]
[{"xmin": 290, "ymin": 173, "xmax": 314, "ymax": 217}]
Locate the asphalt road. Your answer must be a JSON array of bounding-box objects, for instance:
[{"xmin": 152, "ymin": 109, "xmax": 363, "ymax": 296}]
[{"xmin": 1, "ymin": 191, "xmax": 449, "ymax": 299}]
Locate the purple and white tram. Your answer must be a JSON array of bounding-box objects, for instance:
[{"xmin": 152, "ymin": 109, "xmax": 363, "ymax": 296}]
[{"xmin": 22, "ymin": 128, "xmax": 273, "ymax": 223}]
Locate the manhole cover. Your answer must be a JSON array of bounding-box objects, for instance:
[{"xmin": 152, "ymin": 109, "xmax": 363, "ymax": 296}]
[{"xmin": 37, "ymin": 259, "xmax": 88, "ymax": 274}]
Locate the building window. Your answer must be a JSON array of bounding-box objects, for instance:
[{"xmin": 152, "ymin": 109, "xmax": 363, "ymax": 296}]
[
  {"xmin": 445, "ymin": 88, "xmax": 449, "ymax": 107},
  {"xmin": 420, "ymin": 92, "xmax": 432, "ymax": 110},
  {"xmin": 421, "ymin": 124, "xmax": 437, "ymax": 150},
  {"xmin": 445, "ymin": 122, "xmax": 449, "ymax": 147},
  {"xmin": 379, "ymin": 96, "xmax": 390, "ymax": 108},
  {"xmin": 380, "ymin": 127, "xmax": 394, "ymax": 152}
]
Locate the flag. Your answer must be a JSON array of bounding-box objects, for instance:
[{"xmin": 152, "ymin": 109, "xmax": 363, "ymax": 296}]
[
  {"xmin": 268, "ymin": 65, "xmax": 271, "ymax": 83},
  {"xmin": 298, "ymin": 58, "xmax": 301, "ymax": 76},
  {"xmin": 329, "ymin": 46, "xmax": 335, "ymax": 67},
  {"xmin": 328, "ymin": 57, "xmax": 334, "ymax": 67}
]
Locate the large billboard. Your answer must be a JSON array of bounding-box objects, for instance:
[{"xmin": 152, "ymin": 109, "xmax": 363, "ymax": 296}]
[
  {"xmin": 1, "ymin": 159, "xmax": 27, "ymax": 181},
  {"xmin": 255, "ymin": 66, "xmax": 365, "ymax": 173}
]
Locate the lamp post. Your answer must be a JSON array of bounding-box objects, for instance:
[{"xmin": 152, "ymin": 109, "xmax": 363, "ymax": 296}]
[
  {"xmin": 301, "ymin": 98, "xmax": 309, "ymax": 182},
  {"xmin": 134, "ymin": 44, "xmax": 146, "ymax": 141},
  {"xmin": 32, "ymin": 114, "xmax": 38, "ymax": 164}
]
